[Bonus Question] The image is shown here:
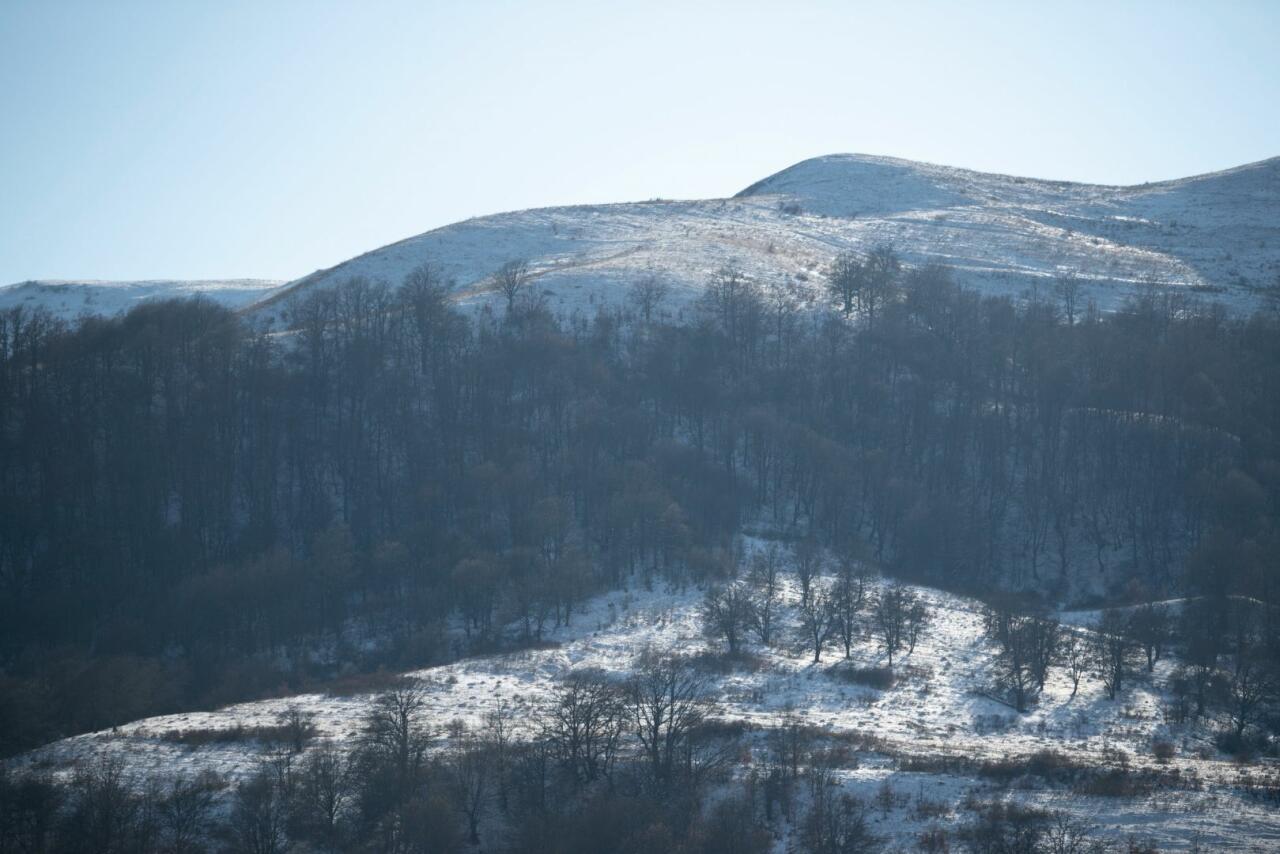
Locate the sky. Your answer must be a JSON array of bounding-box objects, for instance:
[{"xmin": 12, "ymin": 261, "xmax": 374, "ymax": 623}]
[{"xmin": 1, "ymin": 1, "xmax": 1277, "ymax": 285}]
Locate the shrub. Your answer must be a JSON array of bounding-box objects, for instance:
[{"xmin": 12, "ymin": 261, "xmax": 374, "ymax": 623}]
[
  {"xmin": 1075, "ymin": 768, "xmax": 1149, "ymax": 798},
  {"xmin": 688, "ymin": 650, "xmax": 766, "ymax": 674},
  {"xmin": 958, "ymin": 801, "xmax": 1051, "ymax": 851},
  {"xmin": 913, "ymin": 794, "xmax": 950, "ymax": 820},
  {"xmin": 826, "ymin": 664, "xmax": 895, "ymax": 690},
  {"xmin": 978, "ymin": 750, "xmax": 1083, "ymax": 785},
  {"xmin": 1214, "ymin": 729, "xmax": 1261, "ymax": 762},
  {"xmin": 160, "ymin": 721, "xmax": 315, "ymax": 748},
  {"xmin": 1152, "ymin": 739, "xmax": 1176, "ymax": 762},
  {"xmin": 918, "ymin": 826, "xmax": 950, "ymax": 852},
  {"xmin": 321, "ymin": 670, "xmax": 412, "ymax": 698},
  {"xmin": 898, "ymin": 755, "xmax": 972, "ymax": 775},
  {"xmin": 973, "ymin": 713, "xmax": 1015, "ymax": 735}
]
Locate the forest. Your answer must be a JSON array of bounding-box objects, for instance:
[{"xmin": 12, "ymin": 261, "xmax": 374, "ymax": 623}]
[{"xmin": 1, "ymin": 254, "xmax": 1278, "ymax": 761}]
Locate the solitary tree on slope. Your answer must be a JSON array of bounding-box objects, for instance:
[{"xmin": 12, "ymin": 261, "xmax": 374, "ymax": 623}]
[{"xmin": 496, "ymin": 259, "xmax": 530, "ymax": 313}]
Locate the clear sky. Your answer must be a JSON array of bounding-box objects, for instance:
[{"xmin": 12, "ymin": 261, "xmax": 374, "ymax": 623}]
[{"xmin": 1, "ymin": 1, "xmax": 1277, "ymax": 285}]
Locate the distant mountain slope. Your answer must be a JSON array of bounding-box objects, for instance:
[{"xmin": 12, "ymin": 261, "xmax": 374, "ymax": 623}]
[
  {"xmin": 261, "ymin": 154, "xmax": 1279, "ymax": 322},
  {"xmin": 9, "ymin": 155, "xmax": 1278, "ymax": 323},
  {"xmin": 0, "ymin": 279, "xmax": 285, "ymax": 319}
]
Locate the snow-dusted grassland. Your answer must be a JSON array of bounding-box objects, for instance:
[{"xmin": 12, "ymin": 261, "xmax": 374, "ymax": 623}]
[
  {"xmin": 6, "ymin": 154, "xmax": 1278, "ymax": 323},
  {"xmin": 255, "ymin": 153, "xmax": 1280, "ymax": 323},
  {"xmin": 0, "ymin": 279, "xmax": 285, "ymax": 318},
  {"xmin": 13, "ymin": 563, "xmax": 1279, "ymax": 851}
]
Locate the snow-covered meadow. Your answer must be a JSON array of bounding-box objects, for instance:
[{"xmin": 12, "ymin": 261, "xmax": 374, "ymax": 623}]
[
  {"xmin": 254, "ymin": 153, "xmax": 1280, "ymax": 324},
  {"xmin": 0, "ymin": 279, "xmax": 285, "ymax": 319},
  {"xmin": 7, "ymin": 154, "xmax": 1277, "ymax": 324},
  {"xmin": 13, "ymin": 560, "xmax": 1279, "ymax": 850}
]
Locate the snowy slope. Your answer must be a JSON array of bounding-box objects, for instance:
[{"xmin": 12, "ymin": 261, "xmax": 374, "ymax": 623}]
[
  {"xmin": 11, "ymin": 155, "xmax": 1277, "ymax": 324},
  {"xmin": 13, "ymin": 570, "xmax": 1278, "ymax": 850},
  {"xmin": 0, "ymin": 279, "xmax": 285, "ymax": 320},
  {"xmin": 257, "ymin": 154, "xmax": 1280, "ymax": 322}
]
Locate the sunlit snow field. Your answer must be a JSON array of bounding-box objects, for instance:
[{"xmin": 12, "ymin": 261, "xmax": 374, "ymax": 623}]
[
  {"xmin": 13, "ymin": 561, "xmax": 1279, "ymax": 851},
  {"xmin": 6, "ymin": 154, "xmax": 1277, "ymax": 324}
]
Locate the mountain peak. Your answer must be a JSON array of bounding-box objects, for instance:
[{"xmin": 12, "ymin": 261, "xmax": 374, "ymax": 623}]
[{"xmin": 736, "ymin": 153, "xmax": 979, "ymax": 216}]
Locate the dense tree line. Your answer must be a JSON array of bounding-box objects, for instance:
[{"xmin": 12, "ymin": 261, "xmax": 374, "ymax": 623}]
[
  {"xmin": 702, "ymin": 544, "xmax": 932, "ymax": 673},
  {"xmin": 979, "ymin": 594, "xmax": 1279, "ymax": 750},
  {"xmin": 2, "ymin": 252, "xmax": 1279, "ymax": 755}
]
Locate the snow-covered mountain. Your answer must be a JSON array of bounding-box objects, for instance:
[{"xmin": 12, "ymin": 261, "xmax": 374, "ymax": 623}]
[
  {"xmin": 0, "ymin": 279, "xmax": 285, "ymax": 319},
  {"xmin": 5, "ymin": 154, "xmax": 1278, "ymax": 323},
  {"xmin": 258, "ymin": 153, "xmax": 1280, "ymax": 321}
]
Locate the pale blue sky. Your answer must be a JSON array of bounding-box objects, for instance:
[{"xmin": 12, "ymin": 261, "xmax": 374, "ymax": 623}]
[{"xmin": 2, "ymin": 0, "xmax": 1277, "ymax": 284}]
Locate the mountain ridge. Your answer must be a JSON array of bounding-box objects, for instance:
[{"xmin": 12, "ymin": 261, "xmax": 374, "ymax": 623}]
[
  {"xmin": 740, "ymin": 151, "xmax": 1280, "ymax": 197},
  {"xmin": 5, "ymin": 154, "xmax": 1277, "ymax": 321}
]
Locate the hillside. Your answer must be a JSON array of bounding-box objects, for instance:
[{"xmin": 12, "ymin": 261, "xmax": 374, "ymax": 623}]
[
  {"xmin": 3, "ymin": 155, "xmax": 1278, "ymax": 850},
  {"xmin": 12, "ymin": 566, "xmax": 1278, "ymax": 851},
  {"xmin": 255, "ymin": 154, "xmax": 1280, "ymax": 323},
  {"xmin": 6, "ymin": 155, "xmax": 1278, "ymax": 323},
  {"xmin": 0, "ymin": 279, "xmax": 285, "ymax": 319}
]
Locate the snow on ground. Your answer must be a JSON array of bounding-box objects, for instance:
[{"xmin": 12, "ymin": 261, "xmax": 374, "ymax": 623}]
[
  {"xmin": 0, "ymin": 279, "xmax": 286, "ymax": 320},
  {"xmin": 13, "ymin": 155, "xmax": 1277, "ymax": 326},
  {"xmin": 1058, "ymin": 598, "xmax": 1193, "ymax": 630},
  {"xmin": 12, "ymin": 564, "xmax": 1279, "ymax": 850},
  {"xmin": 254, "ymin": 153, "xmax": 1280, "ymax": 324}
]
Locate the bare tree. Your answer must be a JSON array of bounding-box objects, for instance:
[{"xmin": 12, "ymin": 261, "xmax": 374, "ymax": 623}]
[
  {"xmin": 871, "ymin": 584, "xmax": 918, "ymax": 668},
  {"xmin": 1229, "ymin": 652, "xmax": 1277, "ymax": 739},
  {"xmin": 359, "ymin": 685, "xmax": 432, "ymax": 789},
  {"xmin": 1092, "ymin": 610, "xmax": 1138, "ymax": 701},
  {"xmin": 626, "ymin": 654, "xmax": 709, "ymax": 786},
  {"xmin": 802, "ymin": 787, "xmax": 879, "ymax": 854},
  {"xmin": 1128, "ymin": 602, "xmax": 1169, "ymax": 673},
  {"xmin": 445, "ymin": 721, "xmax": 492, "ymax": 846},
  {"xmin": 158, "ymin": 772, "xmax": 220, "ymax": 852},
  {"xmin": 827, "ymin": 252, "xmax": 863, "ymax": 316},
  {"xmin": 544, "ymin": 671, "xmax": 626, "ymax": 787},
  {"xmin": 798, "ymin": 582, "xmax": 838, "ymax": 663},
  {"xmin": 495, "ymin": 259, "xmax": 530, "ymax": 313},
  {"xmin": 701, "ymin": 583, "xmax": 754, "ymax": 654},
  {"xmin": 1027, "ymin": 616, "xmax": 1060, "ymax": 691},
  {"xmin": 833, "ymin": 558, "xmax": 870, "ymax": 658},
  {"xmin": 904, "ymin": 596, "xmax": 931, "ymax": 656},
  {"xmin": 483, "ymin": 700, "xmax": 513, "ymax": 813},
  {"xmin": 747, "ymin": 545, "xmax": 784, "ymax": 645},
  {"xmin": 763, "ymin": 276, "xmax": 803, "ymax": 367},
  {"xmin": 227, "ymin": 768, "xmax": 286, "ymax": 854},
  {"xmin": 1054, "ymin": 273, "xmax": 1083, "ymax": 326},
  {"xmin": 1043, "ymin": 811, "xmax": 1100, "ymax": 854},
  {"xmin": 986, "ymin": 609, "xmax": 1044, "ymax": 712},
  {"xmin": 628, "ymin": 275, "xmax": 669, "ymax": 324},
  {"xmin": 276, "ymin": 704, "xmax": 315, "ymax": 754},
  {"xmin": 792, "ymin": 537, "xmax": 823, "ymax": 607},
  {"xmin": 293, "ymin": 745, "xmax": 351, "ymax": 846},
  {"xmin": 1059, "ymin": 631, "xmax": 1087, "ymax": 697},
  {"xmin": 860, "ymin": 245, "xmax": 901, "ymax": 325},
  {"xmin": 768, "ymin": 710, "xmax": 813, "ymax": 784}
]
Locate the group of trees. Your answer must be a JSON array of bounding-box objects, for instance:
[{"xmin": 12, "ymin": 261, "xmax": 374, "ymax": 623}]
[
  {"xmin": 982, "ymin": 596, "xmax": 1279, "ymax": 746},
  {"xmin": 826, "ymin": 246, "xmax": 900, "ymax": 324},
  {"xmin": 701, "ymin": 542, "xmax": 930, "ymax": 667},
  {"xmin": 0, "ymin": 658, "xmax": 856, "ymax": 854},
  {"xmin": 3, "ymin": 654, "xmax": 1143, "ymax": 854},
  {"xmin": 1170, "ymin": 596, "xmax": 1280, "ymax": 751},
  {"xmin": 3, "ymin": 245, "xmax": 1280, "ymax": 756},
  {"xmin": 983, "ymin": 606, "xmax": 1065, "ymax": 712}
]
